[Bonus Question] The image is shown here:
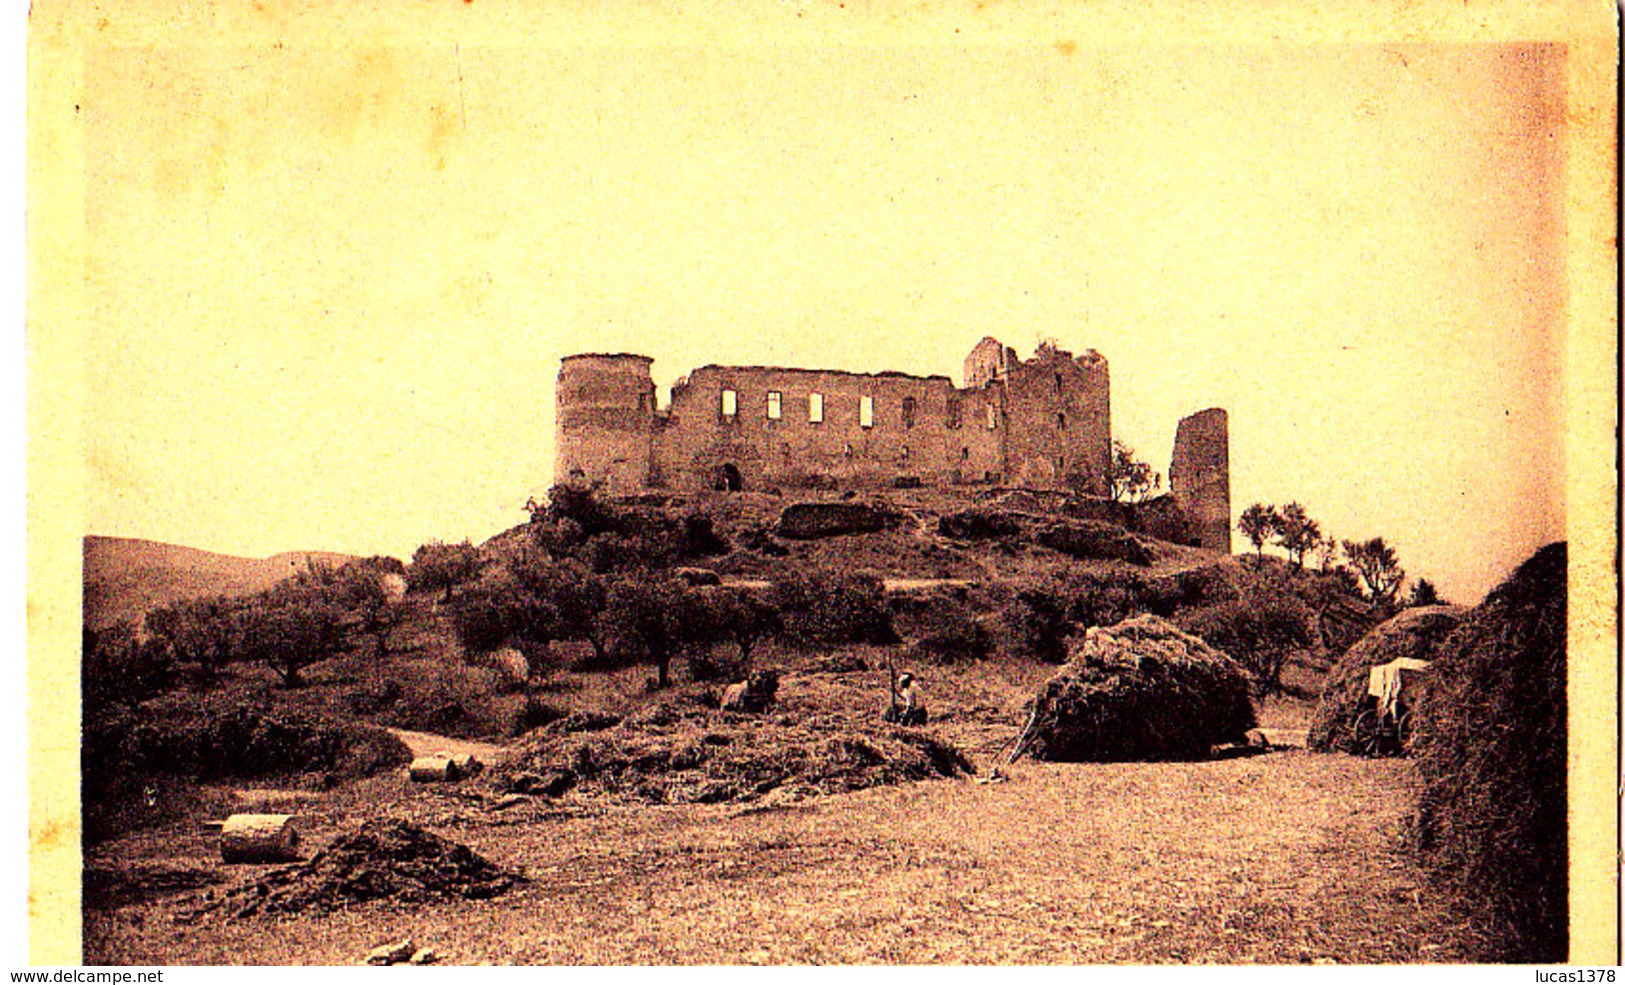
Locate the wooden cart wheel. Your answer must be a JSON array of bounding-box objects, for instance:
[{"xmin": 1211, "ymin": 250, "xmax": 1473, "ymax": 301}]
[{"xmin": 1351, "ymin": 709, "xmax": 1380, "ymax": 757}]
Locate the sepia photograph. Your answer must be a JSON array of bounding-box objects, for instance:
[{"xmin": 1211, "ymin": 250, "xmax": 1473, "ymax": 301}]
[{"xmin": 26, "ymin": 0, "xmax": 1618, "ymax": 967}]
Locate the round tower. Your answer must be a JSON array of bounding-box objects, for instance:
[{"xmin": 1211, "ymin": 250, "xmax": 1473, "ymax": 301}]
[{"xmin": 555, "ymin": 353, "xmax": 656, "ymax": 494}]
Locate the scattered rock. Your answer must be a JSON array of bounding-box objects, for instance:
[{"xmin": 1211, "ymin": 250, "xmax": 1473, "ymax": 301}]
[
  {"xmin": 366, "ymin": 939, "xmax": 416, "ymax": 966},
  {"xmin": 674, "ymin": 566, "xmax": 722, "ymax": 586},
  {"xmin": 447, "ymin": 752, "xmax": 484, "ymax": 777},
  {"xmin": 719, "ymin": 671, "xmax": 779, "ymax": 714},
  {"xmin": 507, "ymin": 770, "xmax": 576, "ymax": 797},
  {"xmin": 1245, "ymin": 729, "xmax": 1271, "ymax": 749},
  {"xmin": 408, "ymin": 947, "xmax": 440, "ymax": 965}
]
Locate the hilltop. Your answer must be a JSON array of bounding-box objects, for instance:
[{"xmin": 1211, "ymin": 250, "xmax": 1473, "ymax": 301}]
[{"xmin": 83, "ymin": 535, "xmax": 355, "ymax": 630}]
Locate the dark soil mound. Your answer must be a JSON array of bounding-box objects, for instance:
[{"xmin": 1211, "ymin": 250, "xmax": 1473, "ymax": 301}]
[
  {"xmin": 1411, "ymin": 542, "xmax": 1567, "ymax": 962},
  {"xmin": 214, "ymin": 820, "xmax": 522, "ymax": 918},
  {"xmin": 494, "ymin": 704, "xmax": 974, "ymax": 805},
  {"xmin": 1025, "ymin": 615, "xmax": 1256, "ymax": 761},
  {"xmin": 1306, "ymin": 605, "xmax": 1466, "ymax": 753}
]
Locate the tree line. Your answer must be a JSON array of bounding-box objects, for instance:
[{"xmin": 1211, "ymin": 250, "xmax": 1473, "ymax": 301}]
[{"xmin": 1236, "ymin": 501, "xmax": 1440, "ymax": 608}]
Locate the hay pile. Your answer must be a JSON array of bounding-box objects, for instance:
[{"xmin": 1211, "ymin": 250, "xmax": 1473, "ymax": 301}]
[
  {"xmin": 1024, "ymin": 615, "xmax": 1255, "ymax": 762},
  {"xmin": 211, "ymin": 820, "xmax": 521, "ymax": 919},
  {"xmin": 1305, "ymin": 605, "xmax": 1466, "ymax": 753},
  {"xmin": 1411, "ymin": 542, "xmax": 1567, "ymax": 962},
  {"xmin": 493, "ymin": 704, "xmax": 973, "ymax": 805}
]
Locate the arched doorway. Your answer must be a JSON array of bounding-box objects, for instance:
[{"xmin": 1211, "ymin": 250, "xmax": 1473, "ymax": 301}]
[{"xmin": 714, "ymin": 463, "xmax": 743, "ymax": 492}]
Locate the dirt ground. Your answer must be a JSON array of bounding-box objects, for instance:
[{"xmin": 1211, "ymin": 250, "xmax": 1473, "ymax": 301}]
[{"xmin": 84, "ymin": 733, "xmax": 1482, "ymax": 964}]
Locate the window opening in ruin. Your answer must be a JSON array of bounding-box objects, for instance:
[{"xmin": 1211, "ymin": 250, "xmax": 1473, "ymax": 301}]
[
  {"xmin": 902, "ymin": 397, "xmax": 916, "ymax": 429},
  {"xmin": 638, "ymin": 393, "xmax": 648, "ymax": 412},
  {"xmin": 986, "ymin": 405, "xmax": 998, "ymax": 429},
  {"xmin": 901, "ymin": 445, "xmax": 910, "ymax": 462},
  {"xmin": 843, "ymin": 443, "xmax": 853, "ymax": 458},
  {"xmin": 1055, "ymin": 372, "xmax": 1064, "ymax": 394},
  {"xmin": 721, "ymin": 389, "xmax": 738, "ymax": 417},
  {"xmin": 946, "ymin": 399, "xmax": 961, "ymax": 429},
  {"xmin": 809, "ymin": 392, "xmax": 824, "ymax": 423},
  {"xmin": 1057, "ymin": 412, "xmax": 1066, "ymax": 430},
  {"xmin": 961, "ymin": 447, "xmax": 969, "ymax": 461},
  {"xmin": 860, "ymin": 395, "xmax": 874, "ymax": 428},
  {"xmin": 767, "ymin": 391, "xmax": 782, "ymax": 419}
]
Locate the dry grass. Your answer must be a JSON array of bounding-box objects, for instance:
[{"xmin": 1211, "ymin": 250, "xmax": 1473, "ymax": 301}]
[{"xmin": 84, "ymin": 751, "xmax": 1483, "ymax": 964}]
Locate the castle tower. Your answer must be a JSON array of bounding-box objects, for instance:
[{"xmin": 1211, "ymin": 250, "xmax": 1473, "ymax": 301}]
[
  {"xmin": 995, "ymin": 341, "xmax": 1112, "ymax": 495},
  {"xmin": 1169, "ymin": 408, "xmax": 1231, "ymax": 554},
  {"xmin": 554, "ymin": 353, "xmax": 657, "ymax": 493}
]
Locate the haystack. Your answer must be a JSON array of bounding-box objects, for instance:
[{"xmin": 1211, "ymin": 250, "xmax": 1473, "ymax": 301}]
[
  {"xmin": 1023, "ymin": 615, "xmax": 1255, "ymax": 762},
  {"xmin": 1411, "ymin": 542, "xmax": 1566, "ymax": 962},
  {"xmin": 1305, "ymin": 605, "xmax": 1465, "ymax": 753}
]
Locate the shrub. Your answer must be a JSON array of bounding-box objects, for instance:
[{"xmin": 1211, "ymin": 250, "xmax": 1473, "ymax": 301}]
[
  {"xmin": 998, "ymin": 589, "xmax": 1071, "ymax": 663},
  {"xmin": 1174, "ymin": 590, "xmax": 1315, "ymax": 696},
  {"xmin": 906, "ymin": 614, "xmax": 992, "ymax": 665},
  {"xmin": 449, "ymin": 582, "xmax": 549, "ymax": 655},
  {"xmin": 1410, "ymin": 543, "xmax": 1566, "ymax": 961},
  {"xmin": 408, "ymin": 540, "xmax": 483, "ymax": 601},
  {"xmin": 936, "ymin": 509, "xmax": 1023, "ymax": 540},
  {"xmin": 82, "ymin": 696, "xmax": 412, "ymax": 842},
  {"xmin": 772, "ymin": 572, "xmax": 896, "ymax": 646},
  {"xmin": 83, "ymin": 623, "xmax": 177, "ymax": 713},
  {"xmin": 1035, "ymin": 521, "xmax": 1152, "ymax": 566},
  {"xmin": 1060, "ymin": 568, "xmax": 1152, "ymax": 629}
]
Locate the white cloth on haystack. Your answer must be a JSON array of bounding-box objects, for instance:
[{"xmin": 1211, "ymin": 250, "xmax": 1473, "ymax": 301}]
[{"xmin": 1368, "ymin": 658, "xmax": 1431, "ymax": 719}]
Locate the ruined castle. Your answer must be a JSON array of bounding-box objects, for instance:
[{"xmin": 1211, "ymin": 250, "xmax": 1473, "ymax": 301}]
[{"xmin": 555, "ymin": 338, "xmax": 1231, "ymax": 553}]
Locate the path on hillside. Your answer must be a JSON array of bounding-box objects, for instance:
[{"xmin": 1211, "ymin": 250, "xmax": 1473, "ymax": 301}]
[{"xmin": 387, "ymin": 728, "xmax": 511, "ymax": 764}]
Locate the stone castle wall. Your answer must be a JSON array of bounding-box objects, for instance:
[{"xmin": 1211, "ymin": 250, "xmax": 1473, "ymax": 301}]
[{"xmin": 555, "ymin": 340, "xmax": 1228, "ymax": 552}]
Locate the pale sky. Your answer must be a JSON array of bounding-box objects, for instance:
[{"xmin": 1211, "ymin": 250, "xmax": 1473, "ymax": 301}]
[{"xmin": 77, "ymin": 31, "xmax": 1575, "ymax": 603}]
